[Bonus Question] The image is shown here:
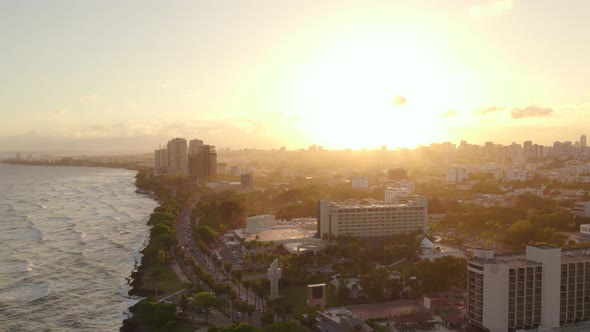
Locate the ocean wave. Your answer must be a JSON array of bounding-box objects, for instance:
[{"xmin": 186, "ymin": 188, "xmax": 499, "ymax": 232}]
[
  {"xmin": 0, "ymin": 281, "xmax": 51, "ymax": 303},
  {"xmin": 0, "ymin": 164, "xmax": 159, "ymax": 331},
  {"xmin": 0, "ymin": 259, "xmax": 34, "ymax": 274}
]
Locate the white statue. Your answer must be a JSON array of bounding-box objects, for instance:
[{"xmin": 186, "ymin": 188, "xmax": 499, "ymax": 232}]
[{"xmin": 267, "ymin": 258, "xmax": 282, "ymax": 299}]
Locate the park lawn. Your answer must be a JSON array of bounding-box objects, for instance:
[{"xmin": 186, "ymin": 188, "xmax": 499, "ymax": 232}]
[
  {"xmin": 142, "ymin": 263, "xmax": 184, "ymax": 299},
  {"xmin": 279, "ymin": 285, "xmax": 309, "ymax": 319}
]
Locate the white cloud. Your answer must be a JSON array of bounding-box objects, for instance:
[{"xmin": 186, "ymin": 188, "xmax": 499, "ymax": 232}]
[
  {"xmin": 52, "ymin": 108, "xmax": 67, "ymax": 116},
  {"xmin": 80, "ymin": 94, "xmax": 98, "ymax": 102},
  {"xmin": 477, "ymin": 105, "xmax": 506, "ymax": 115},
  {"xmin": 440, "ymin": 109, "xmax": 457, "ymax": 117},
  {"xmin": 511, "ymin": 104, "xmax": 553, "ymax": 119},
  {"xmin": 470, "ymin": 0, "xmax": 512, "ymax": 16}
]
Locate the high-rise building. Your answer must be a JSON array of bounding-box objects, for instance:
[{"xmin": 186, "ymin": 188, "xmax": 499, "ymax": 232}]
[
  {"xmin": 188, "ymin": 145, "xmax": 217, "ymax": 183},
  {"xmin": 154, "ymin": 148, "xmax": 168, "ymax": 175},
  {"xmin": 318, "ymin": 197, "xmax": 427, "ymax": 238},
  {"xmin": 523, "ymin": 140, "xmax": 533, "ymax": 161},
  {"xmin": 188, "ymin": 139, "xmax": 203, "ymax": 155},
  {"xmin": 467, "ymin": 245, "xmax": 590, "ymax": 332},
  {"xmin": 167, "ymin": 138, "xmax": 188, "ymax": 176},
  {"xmin": 581, "ymin": 135, "xmax": 587, "ymax": 148}
]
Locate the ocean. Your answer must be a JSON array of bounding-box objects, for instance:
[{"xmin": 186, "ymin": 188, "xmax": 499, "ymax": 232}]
[{"xmin": 0, "ymin": 163, "xmax": 158, "ymax": 331}]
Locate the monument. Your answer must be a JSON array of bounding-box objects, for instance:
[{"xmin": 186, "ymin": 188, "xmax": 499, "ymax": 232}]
[{"xmin": 267, "ymin": 258, "xmax": 282, "ymax": 299}]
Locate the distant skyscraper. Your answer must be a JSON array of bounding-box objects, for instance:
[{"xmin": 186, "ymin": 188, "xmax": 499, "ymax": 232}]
[
  {"xmin": 167, "ymin": 138, "xmax": 188, "ymax": 176},
  {"xmin": 189, "ymin": 144, "xmax": 217, "ymax": 183},
  {"xmin": 523, "ymin": 140, "xmax": 533, "ymax": 161},
  {"xmin": 154, "ymin": 148, "xmax": 168, "ymax": 174},
  {"xmin": 581, "ymin": 135, "xmax": 587, "ymax": 148},
  {"xmin": 188, "ymin": 139, "xmax": 203, "ymax": 155}
]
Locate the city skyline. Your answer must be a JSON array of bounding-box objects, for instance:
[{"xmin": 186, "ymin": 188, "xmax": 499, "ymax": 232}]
[{"xmin": 2, "ymin": 0, "xmax": 590, "ymax": 153}]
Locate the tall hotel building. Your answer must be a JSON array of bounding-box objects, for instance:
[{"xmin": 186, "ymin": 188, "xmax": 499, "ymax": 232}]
[
  {"xmin": 317, "ymin": 196, "xmax": 427, "ymax": 238},
  {"xmin": 166, "ymin": 138, "xmax": 188, "ymax": 176},
  {"xmin": 468, "ymin": 245, "xmax": 590, "ymax": 332},
  {"xmin": 154, "ymin": 148, "xmax": 167, "ymax": 175}
]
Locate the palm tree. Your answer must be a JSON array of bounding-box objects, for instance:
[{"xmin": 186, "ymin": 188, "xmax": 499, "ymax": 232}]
[{"xmin": 243, "ymin": 280, "xmax": 251, "ymax": 304}]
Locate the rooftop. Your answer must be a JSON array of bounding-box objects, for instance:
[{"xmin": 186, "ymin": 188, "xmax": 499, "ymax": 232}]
[{"xmin": 470, "ymin": 247, "xmax": 590, "ymax": 267}]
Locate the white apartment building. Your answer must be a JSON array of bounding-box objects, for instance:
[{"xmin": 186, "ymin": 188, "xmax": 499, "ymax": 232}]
[
  {"xmin": 468, "ymin": 246, "xmax": 590, "ymax": 332},
  {"xmin": 318, "ymin": 197, "xmax": 427, "ymax": 238},
  {"xmin": 505, "ymin": 168, "xmax": 530, "ymax": 182},
  {"xmin": 351, "ymin": 176, "xmax": 369, "ymax": 189},
  {"xmin": 384, "ymin": 187, "xmax": 414, "ymax": 204},
  {"xmin": 447, "ymin": 167, "xmax": 469, "ymax": 183},
  {"xmin": 574, "ymin": 202, "xmax": 590, "ymax": 218}
]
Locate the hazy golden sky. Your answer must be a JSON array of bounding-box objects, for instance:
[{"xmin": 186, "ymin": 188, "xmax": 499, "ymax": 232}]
[{"xmin": 1, "ymin": 0, "xmax": 589, "ymax": 152}]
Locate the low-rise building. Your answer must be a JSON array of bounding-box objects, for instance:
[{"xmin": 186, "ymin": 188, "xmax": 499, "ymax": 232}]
[
  {"xmin": 351, "ymin": 176, "xmax": 369, "ymax": 189},
  {"xmin": 574, "ymin": 202, "xmax": 590, "ymax": 218}
]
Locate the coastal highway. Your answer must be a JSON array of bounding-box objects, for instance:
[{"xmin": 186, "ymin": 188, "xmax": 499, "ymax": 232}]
[{"xmin": 174, "ymin": 195, "xmax": 265, "ymax": 325}]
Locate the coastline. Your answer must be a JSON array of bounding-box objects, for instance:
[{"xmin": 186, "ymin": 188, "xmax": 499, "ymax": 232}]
[
  {"xmin": 1, "ymin": 159, "xmax": 146, "ymax": 171},
  {"xmin": 120, "ymin": 169, "xmax": 186, "ymax": 331},
  {"xmin": 1, "ymin": 161, "xmax": 167, "ymax": 329}
]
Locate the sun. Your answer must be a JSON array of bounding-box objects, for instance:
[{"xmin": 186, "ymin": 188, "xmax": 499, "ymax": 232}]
[{"xmin": 280, "ymin": 32, "xmax": 462, "ymax": 149}]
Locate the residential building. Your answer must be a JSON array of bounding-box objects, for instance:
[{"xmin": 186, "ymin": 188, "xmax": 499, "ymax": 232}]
[
  {"xmin": 351, "ymin": 176, "xmax": 369, "ymax": 189},
  {"xmin": 580, "ymin": 224, "xmax": 590, "ymax": 237},
  {"xmin": 467, "ymin": 245, "xmax": 590, "ymax": 332},
  {"xmin": 166, "ymin": 138, "xmax": 187, "ymax": 176},
  {"xmin": 240, "ymin": 173, "xmax": 253, "ymax": 188},
  {"xmin": 188, "ymin": 139, "xmax": 203, "ymax": 154},
  {"xmin": 318, "ymin": 197, "xmax": 427, "ymax": 238},
  {"xmin": 154, "ymin": 148, "xmax": 167, "ymax": 174},
  {"xmin": 447, "ymin": 167, "xmax": 469, "ymax": 183},
  {"xmin": 573, "ymin": 201, "xmax": 590, "ymax": 218},
  {"xmin": 384, "ymin": 187, "xmax": 414, "ymax": 204},
  {"xmin": 190, "ymin": 145, "xmax": 217, "ymax": 183}
]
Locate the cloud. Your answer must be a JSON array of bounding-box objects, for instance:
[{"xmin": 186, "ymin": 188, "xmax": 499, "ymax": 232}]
[
  {"xmin": 392, "ymin": 96, "xmax": 407, "ymax": 106},
  {"xmin": 470, "ymin": 0, "xmax": 512, "ymax": 16},
  {"xmin": 511, "ymin": 104, "xmax": 554, "ymax": 119},
  {"xmin": 440, "ymin": 109, "xmax": 457, "ymax": 117},
  {"xmin": 52, "ymin": 108, "xmax": 67, "ymax": 116},
  {"xmin": 80, "ymin": 94, "xmax": 98, "ymax": 102},
  {"xmin": 478, "ymin": 106, "xmax": 505, "ymax": 115}
]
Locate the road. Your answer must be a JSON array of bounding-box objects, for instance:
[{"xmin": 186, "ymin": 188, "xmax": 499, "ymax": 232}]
[{"xmin": 173, "ymin": 195, "xmax": 266, "ymax": 326}]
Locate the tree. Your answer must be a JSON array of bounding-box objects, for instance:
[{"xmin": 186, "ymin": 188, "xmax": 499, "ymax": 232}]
[
  {"xmin": 133, "ymin": 300, "xmax": 176, "ymax": 328},
  {"xmin": 260, "ymin": 310, "xmax": 275, "ymax": 326},
  {"xmin": 191, "ymin": 291, "xmax": 225, "ymax": 324},
  {"xmin": 197, "ymin": 225, "xmax": 219, "ymax": 244},
  {"xmin": 150, "ymin": 267, "xmax": 163, "ymax": 297},
  {"xmin": 388, "ymin": 168, "xmax": 408, "ymax": 180},
  {"xmin": 217, "ymin": 323, "xmax": 257, "ymax": 332},
  {"xmin": 262, "ymin": 321, "xmax": 306, "ymax": 332}
]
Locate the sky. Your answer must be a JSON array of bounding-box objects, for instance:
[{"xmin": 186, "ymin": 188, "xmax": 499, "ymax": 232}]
[{"xmin": 1, "ymin": 0, "xmax": 590, "ymax": 153}]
